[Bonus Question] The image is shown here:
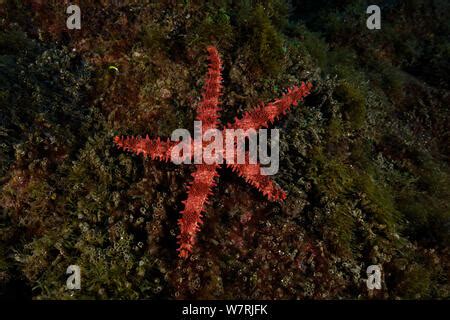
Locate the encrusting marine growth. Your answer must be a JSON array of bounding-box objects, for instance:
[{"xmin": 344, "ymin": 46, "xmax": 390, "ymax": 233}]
[{"xmin": 114, "ymin": 46, "xmax": 312, "ymax": 258}]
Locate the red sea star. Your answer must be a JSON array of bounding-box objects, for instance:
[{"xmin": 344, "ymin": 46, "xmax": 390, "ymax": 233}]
[{"xmin": 114, "ymin": 46, "xmax": 312, "ymax": 258}]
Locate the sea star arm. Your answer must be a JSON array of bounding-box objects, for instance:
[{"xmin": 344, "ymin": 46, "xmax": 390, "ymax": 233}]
[
  {"xmin": 228, "ymin": 159, "xmax": 286, "ymax": 202},
  {"xmin": 177, "ymin": 164, "xmax": 219, "ymax": 258},
  {"xmin": 228, "ymin": 82, "xmax": 313, "ymax": 131},
  {"xmin": 113, "ymin": 135, "xmax": 177, "ymax": 161},
  {"xmin": 195, "ymin": 46, "xmax": 223, "ymax": 131}
]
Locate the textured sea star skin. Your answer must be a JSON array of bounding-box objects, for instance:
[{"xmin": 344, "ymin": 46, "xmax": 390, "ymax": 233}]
[{"xmin": 114, "ymin": 46, "xmax": 312, "ymax": 258}]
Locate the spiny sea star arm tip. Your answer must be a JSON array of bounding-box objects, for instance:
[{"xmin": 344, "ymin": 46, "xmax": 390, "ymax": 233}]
[
  {"xmin": 113, "ymin": 135, "xmax": 176, "ymax": 161},
  {"xmin": 177, "ymin": 164, "xmax": 219, "ymax": 258},
  {"xmin": 229, "ymin": 81, "xmax": 313, "ymax": 131},
  {"xmin": 227, "ymin": 161, "xmax": 287, "ymax": 202},
  {"xmin": 196, "ymin": 46, "xmax": 223, "ymax": 131}
]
